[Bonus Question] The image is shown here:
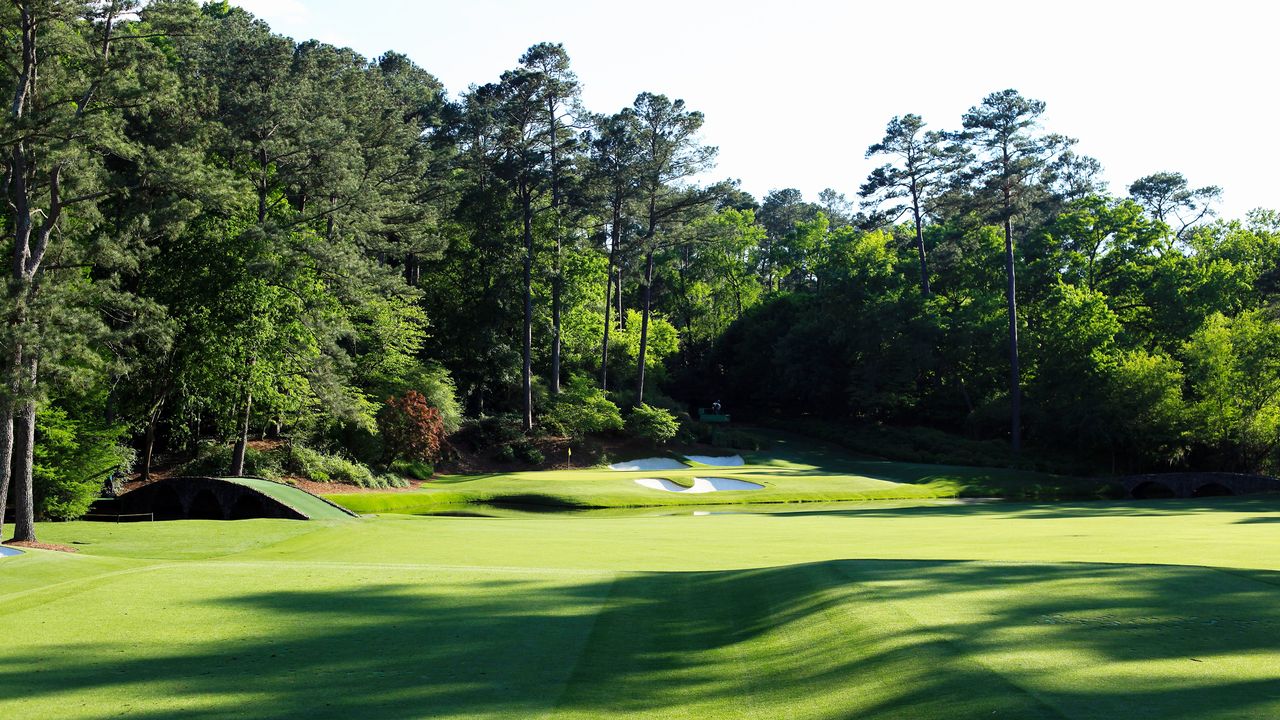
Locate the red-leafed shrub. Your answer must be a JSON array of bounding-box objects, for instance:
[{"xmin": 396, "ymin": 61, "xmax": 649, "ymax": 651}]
[{"xmin": 378, "ymin": 391, "xmax": 446, "ymax": 463}]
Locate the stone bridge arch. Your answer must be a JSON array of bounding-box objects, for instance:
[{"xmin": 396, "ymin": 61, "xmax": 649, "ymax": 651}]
[
  {"xmin": 116, "ymin": 477, "xmax": 357, "ymax": 520},
  {"xmin": 1120, "ymin": 472, "xmax": 1280, "ymax": 499}
]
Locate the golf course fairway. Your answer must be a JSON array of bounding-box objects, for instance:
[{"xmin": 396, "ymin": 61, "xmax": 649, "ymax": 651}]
[{"xmin": 3, "ymin": 496, "xmax": 1279, "ymax": 719}]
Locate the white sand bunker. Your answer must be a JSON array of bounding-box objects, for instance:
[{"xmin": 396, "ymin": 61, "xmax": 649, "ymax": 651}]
[
  {"xmin": 609, "ymin": 457, "xmax": 689, "ymax": 471},
  {"xmin": 684, "ymin": 454, "xmax": 745, "ymax": 467},
  {"xmin": 634, "ymin": 477, "xmax": 764, "ymax": 493}
]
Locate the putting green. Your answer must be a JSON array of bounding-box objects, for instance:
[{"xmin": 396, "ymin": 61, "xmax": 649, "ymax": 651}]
[
  {"xmin": 3, "ymin": 497, "xmax": 1279, "ymax": 719},
  {"xmin": 327, "ymin": 435, "xmax": 1109, "ymax": 514}
]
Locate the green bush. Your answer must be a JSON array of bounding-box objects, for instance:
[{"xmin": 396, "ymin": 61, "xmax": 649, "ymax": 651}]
[
  {"xmin": 287, "ymin": 445, "xmax": 380, "ymax": 488},
  {"xmin": 542, "ymin": 380, "xmax": 623, "ymax": 439},
  {"xmin": 378, "ymin": 474, "xmax": 411, "ymax": 489},
  {"xmin": 369, "ymin": 362, "xmax": 463, "ymax": 433},
  {"xmin": 514, "ymin": 441, "xmax": 544, "ymax": 465},
  {"xmin": 390, "ymin": 458, "xmax": 434, "ymax": 480},
  {"xmin": 34, "ymin": 403, "xmax": 135, "ymax": 520},
  {"xmin": 491, "ymin": 440, "xmax": 544, "ymax": 465},
  {"xmin": 626, "ymin": 404, "xmax": 680, "ymax": 445},
  {"xmin": 458, "ymin": 414, "xmax": 524, "ymax": 451},
  {"xmin": 179, "ymin": 442, "xmax": 283, "ymax": 479},
  {"xmin": 782, "ymin": 419, "xmax": 1094, "ymax": 475}
]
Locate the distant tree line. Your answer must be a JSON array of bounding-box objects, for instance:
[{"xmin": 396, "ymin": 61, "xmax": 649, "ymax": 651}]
[{"xmin": 3, "ymin": 1, "xmax": 1277, "ymax": 540}]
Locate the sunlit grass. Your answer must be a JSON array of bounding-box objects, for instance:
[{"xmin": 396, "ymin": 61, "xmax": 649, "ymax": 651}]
[
  {"xmin": 326, "ymin": 433, "xmax": 1107, "ymax": 514},
  {"xmin": 4, "ymin": 495, "xmax": 1278, "ymax": 718}
]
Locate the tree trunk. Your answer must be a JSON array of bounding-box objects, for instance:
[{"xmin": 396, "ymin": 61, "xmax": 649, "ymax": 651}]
[
  {"xmin": 551, "ymin": 250, "xmax": 562, "ymax": 395},
  {"xmin": 1004, "ymin": 215, "xmax": 1021, "ymax": 453},
  {"xmin": 405, "ymin": 253, "xmax": 419, "ymax": 286},
  {"xmin": 141, "ymin": 396, "xmax": 164, "ymax": 481},
  {"xmin": 617, "ymin": 268, "xmax": 625, "ymax": 329},
  {"xmin": 11, "ymin": 356, "xmax": 37, "ymax": 543},
  {"xmin": 600, "ymin": 266, "xmax": 614, "ymax": 390},
  {"xmin": 635, "ymin": 250, "xmax": 655, "ymax": 406},
  {"xmin": 679, "ymin": 244, "xmax": 692, "ymax": 360},
  {"xmin": 257, "ymin": 147, "xmax": 269, "ymax": 224},
  {"xmin": 141, "ymin": 417, "xmax": 157, "ymax": 480},
  {"xmin": 600, "ymin": 213, "xmax": 622, "ymax": 390},
  {"xmin": 912, "ymin": 198, "xmax": 930, "ymax": 296},
  {"xmin": 230, "ymin": 389, "xmax": 252, "ymax": 476},
  {"xmin": 521, "ymin": 190, "xmax": 534, "ymax": 431},
  {"xmin": 0, "ymin": 400, "xmax": 12, "ymax": 540},
  {"xmin": 548, "ymin": 94, "xmax": 562, "ymax": 396}
]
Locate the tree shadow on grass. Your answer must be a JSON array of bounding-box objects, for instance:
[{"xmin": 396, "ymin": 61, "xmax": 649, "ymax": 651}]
[
  {"xmin": 2, "ymin": 560, "xmax": 1278, "ymax": 719},
  {"xmin": 762, "ymin": 496, "xmax": 1280, "ymax": 520}
]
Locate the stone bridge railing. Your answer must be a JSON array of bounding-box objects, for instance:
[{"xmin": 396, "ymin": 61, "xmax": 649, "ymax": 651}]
[
  {"xmin": 116, "ymin": 476, "xmax": 308, "ymax": 520},
  {"xmin": 1119, "ymin": 472, "xmax": 1280, "ymax": 499}
]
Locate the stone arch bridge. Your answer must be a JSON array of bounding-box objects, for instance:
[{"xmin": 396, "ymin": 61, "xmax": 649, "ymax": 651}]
[
  {"xmin": 114, "ymin": 476, "xmax": 357, "ymax": 521},
  {"xmin": 1121, "ymin": 472, "xmax": 1280, "ymax": 499}
]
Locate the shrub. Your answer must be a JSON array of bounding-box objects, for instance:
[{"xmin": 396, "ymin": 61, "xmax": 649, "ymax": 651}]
[
  {"xmin": 379, "ymin": 474, "xmax": 411, "ymax": 489},
  {"xmin": 458, "ymin": 413, "xmax": 524, "ymax": 451},
  {"xmin": 626, "ymin": 404, "xmax": 680, "ymax": 445},
  {"xmin": 368, "ymin": 362, "xmax": 463, "ymax": 433},
  {"xmin": 34, "ymin": 404, "xmax": 135, "ymax": 520},
  {"xmin": 390, "ymin": 458, "xmax": 434, "ymax": 480},
  {"xmin": 514, "ymin": 441, "xmax": 544, "ymax": 465},
  {"xmin": 542, "ymin": 380, "xmax": 623, "ymax": 439},
  {"xmin": 378, "ymin": 391, "xmax": 446, "ymax": 463},
  {"xmin": 317, "ymin": 454, "xmax": 377, "ymax": 487},
  {"xmin": 179, "ymin": 441, "xmax": 282, "ymax": 479},
  {"xmin": 287, "ymin": 445, "xmax": 381, "ymax": 488}
]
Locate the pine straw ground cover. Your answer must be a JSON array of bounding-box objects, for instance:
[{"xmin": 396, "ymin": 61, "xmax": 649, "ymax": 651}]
[{"xmin": 3, "ymin": 495, "xmax": 1279, "ymax": 719}]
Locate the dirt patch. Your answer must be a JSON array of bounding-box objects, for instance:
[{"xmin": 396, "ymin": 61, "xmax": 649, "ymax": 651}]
[{"xmin": 3, "ymin": 539, "xmax": 78, "ymax": 553}]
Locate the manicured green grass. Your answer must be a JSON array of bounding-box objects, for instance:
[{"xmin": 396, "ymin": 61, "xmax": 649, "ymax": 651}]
[
  {"xmin": 223, "ymin": 477, "xmax": 358, "ymax": 520},
  {"xmin": 327, "ymin": 433, "xmax": 1109, "ymax": 515},
  {"xmin": 3, "ymin": 496, "xmax": 1279, "ymax": 719}
]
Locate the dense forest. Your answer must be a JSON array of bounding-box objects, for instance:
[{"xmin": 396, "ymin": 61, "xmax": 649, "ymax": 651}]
[{"xmin": 4, "ymin": 1, "xmax": 1279, "ymax": 540}]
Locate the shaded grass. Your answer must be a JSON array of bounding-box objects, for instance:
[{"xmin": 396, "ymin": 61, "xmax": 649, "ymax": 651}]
[
  {"xmin": 3, "ymin": 556, "xmax": 1278, "ymax": 718},
  {"xmin": 6, "ymin": 496, "xmax": 1279, "ymax": 719}
]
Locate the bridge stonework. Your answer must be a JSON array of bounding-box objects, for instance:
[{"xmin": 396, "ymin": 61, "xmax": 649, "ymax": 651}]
[
  {"xmin": 1119, "ymin": 472, "xmax": 1280, "ymax": 499},
  {"xmin": 117, "ymin": 477, "xmax": 308, "ymax": 520}
]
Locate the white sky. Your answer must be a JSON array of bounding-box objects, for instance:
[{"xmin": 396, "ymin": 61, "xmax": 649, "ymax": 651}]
[{"xmin": 234, "ymin": 0, "xmax": 1277, "ymax": 220}]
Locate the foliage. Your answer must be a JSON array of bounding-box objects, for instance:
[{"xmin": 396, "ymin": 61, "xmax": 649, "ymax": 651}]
[
  {"xmin": 389, "ymin": 458, "xmax": 435, "ymax": 481},
  {"xmin": 367, "ymin": 363, "xmax": 463, "ymax": 434},
  {"xmin": 457, "ymin": 414, "xmax": 525, "ymax": 451},
  {"xmin": 4, "ymin": 0, "xmax": 1279, "ymax": 516},
  {"xmin": 378, "ymin": 391, "xmax": 447, "ymax": 464},
  {"xmin": 33, "ymin": 402, "xmax": 135, "ymax": 521},
  {"xmin": 287, "ymin": 445, "xmax": 393, "ymax": 488},
  {"xmin": 494, "ymin": 439, "xmax": 544, "ymax": 465},
  {"xmin": 177, "ymin": 440, "xmax": 397, "ymax": 489},
  {"xmin": 626, "ymin": 404, "xmax": 680, "ymax": 445},
  {"xmin": 542, "ymin": 378, "xmax": 624, "ymax": 439},
  {"xmin": 178, "ymin": 442, "xmax": 282, "ymax": 480},
  {"xmin": 1184, "ymin": 311, "xmax": 1280, "ymax": 471}
]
